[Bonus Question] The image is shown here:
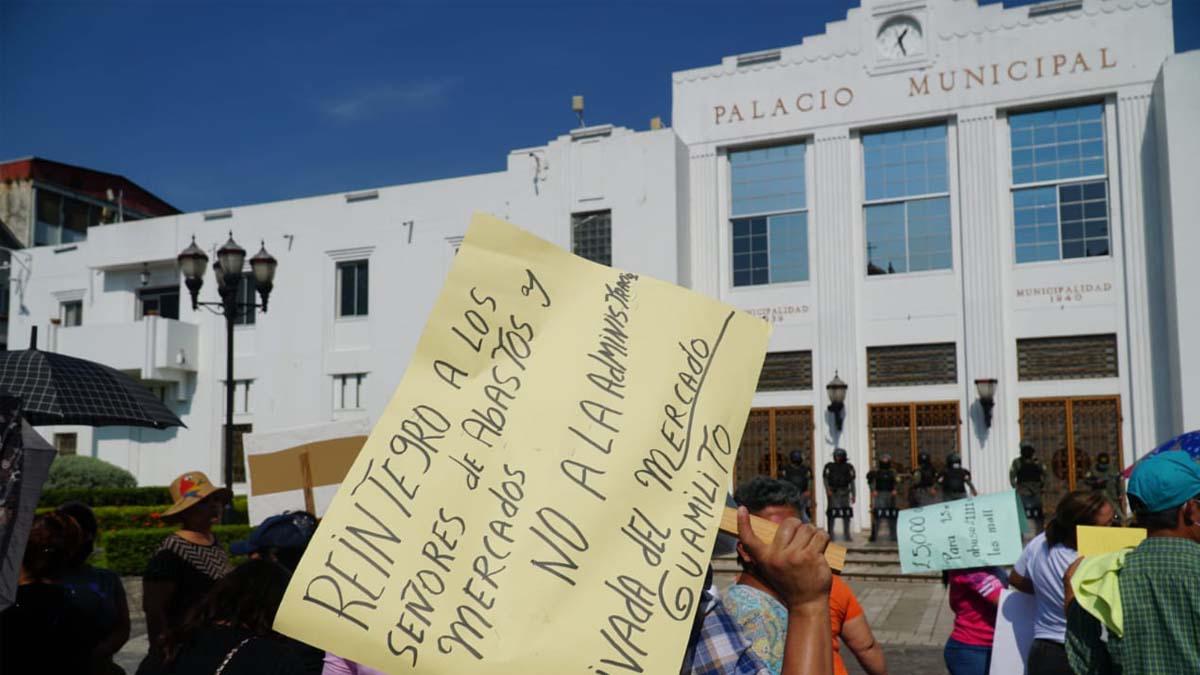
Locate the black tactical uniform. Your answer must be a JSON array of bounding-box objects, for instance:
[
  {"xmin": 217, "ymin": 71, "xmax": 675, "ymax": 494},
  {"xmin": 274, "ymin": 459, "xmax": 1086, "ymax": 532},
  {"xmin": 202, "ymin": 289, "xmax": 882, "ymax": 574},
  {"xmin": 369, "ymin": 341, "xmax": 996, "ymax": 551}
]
[
  {"xmin": 823, "ymin": 448, "xmax": 855, "ymax": 542},
  {"xmin": 866, "ymin": 454, "xmax": 898, "ymax": 542},
  {"xmin": 909, "ymin": 452, "xmax": 939, "ymax": 508},
  {"xmin": 938, "ymin": 453, "xmax": 975, "ymax": 502},
  {"xmin": 782, "ymin": 450, "xmax": 813, "ymax": 523},
  {"xmin": 1010, "ymin": 442, "xmax": 1048, "ymax": 532}
]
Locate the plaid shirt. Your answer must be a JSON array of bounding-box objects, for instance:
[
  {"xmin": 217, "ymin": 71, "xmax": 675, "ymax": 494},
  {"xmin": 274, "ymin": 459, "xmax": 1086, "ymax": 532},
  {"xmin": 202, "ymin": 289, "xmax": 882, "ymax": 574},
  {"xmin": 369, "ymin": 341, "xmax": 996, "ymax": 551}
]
[
  {"xmin": 1067, "ymin": 537, "xmax": 1200, "ymax": 675},
  {"xmin": 681, "ymin": 589, "xmax": 770, "ymax": 675}
]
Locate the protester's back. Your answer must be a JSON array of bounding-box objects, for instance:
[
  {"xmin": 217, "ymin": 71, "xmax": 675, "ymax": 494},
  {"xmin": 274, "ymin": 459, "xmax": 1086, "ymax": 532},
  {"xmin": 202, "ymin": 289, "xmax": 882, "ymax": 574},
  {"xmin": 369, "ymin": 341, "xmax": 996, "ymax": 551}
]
[
  {"xmin": 159, "ymin": 559, "xmax": 306, "ymax": 675},
  {"xmin": 0, "ymin": 512, "xmax": 99, "ymax": 675}
]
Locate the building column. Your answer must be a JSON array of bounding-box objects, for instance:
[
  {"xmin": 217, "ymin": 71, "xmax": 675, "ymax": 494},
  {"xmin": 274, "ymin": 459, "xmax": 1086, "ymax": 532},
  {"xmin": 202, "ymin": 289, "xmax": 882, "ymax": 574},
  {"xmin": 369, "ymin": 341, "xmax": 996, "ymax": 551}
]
[
  {"xmin": 1116, "ymin": 90, "xmax": 1168, "ymax": 459},
  {"xmin": 811, "ymin": 130, "xmax": 862, "ymax": 527},
  {"xmin": 956, "ymin": 110, "xmax": 1011, "ymax": 494},
  {"xmin": 686, "ymin": 148, "xmax": 720, "ymax": 298}
]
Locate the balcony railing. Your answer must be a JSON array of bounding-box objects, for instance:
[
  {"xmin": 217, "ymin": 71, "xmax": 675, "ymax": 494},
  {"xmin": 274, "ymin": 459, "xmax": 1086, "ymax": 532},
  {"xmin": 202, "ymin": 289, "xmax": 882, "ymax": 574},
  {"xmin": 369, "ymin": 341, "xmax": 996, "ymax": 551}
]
[{"xmin": 55, "ymin": 315, "xmax": 199, "ymax": 389}]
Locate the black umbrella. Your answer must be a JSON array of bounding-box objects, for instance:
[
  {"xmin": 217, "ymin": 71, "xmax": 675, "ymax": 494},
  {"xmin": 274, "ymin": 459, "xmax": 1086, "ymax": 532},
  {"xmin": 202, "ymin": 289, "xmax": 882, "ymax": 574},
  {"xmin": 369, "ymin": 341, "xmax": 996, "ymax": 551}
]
[
  {"xmin": 0, "ymin": 406, "xmax": 57, "ymax": 611},
  {"xmin": 0, "ymin": 328, "xmax": 184, "ymax": 429}
]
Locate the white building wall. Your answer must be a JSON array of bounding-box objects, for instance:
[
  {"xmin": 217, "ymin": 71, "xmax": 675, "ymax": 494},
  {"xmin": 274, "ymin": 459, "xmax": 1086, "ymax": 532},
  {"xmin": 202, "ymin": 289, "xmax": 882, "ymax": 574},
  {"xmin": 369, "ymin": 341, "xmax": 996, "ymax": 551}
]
[
  {"xmin": 671, "ymin": 0, "xmax": 1177, "ymax": 529},
  {"xmin": 10, "ymin": 126, "xmax": 683, "ymax": 488},
  {"xmin": 1153, "ymin": 51, "xmax": 1200, "ymax": 433},
  {"xmin": 7, "ymin": 0, "xmax": 1193, "ymax": 531}
]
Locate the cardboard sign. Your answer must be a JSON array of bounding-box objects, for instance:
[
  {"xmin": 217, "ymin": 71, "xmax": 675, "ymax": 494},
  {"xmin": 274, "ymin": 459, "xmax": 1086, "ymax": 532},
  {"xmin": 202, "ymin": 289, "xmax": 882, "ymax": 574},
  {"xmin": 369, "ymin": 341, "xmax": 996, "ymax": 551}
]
[
  {"xmin": 716, "ymin": 507, "xmax": 847, "ymax": 572},
  {"xmin": 1077, "ymin": 525, "xmax": 1146, "ymax": 557},
  {"xmin": 989, "ymin": 589, "xmax": 1037, "ymax": 675},
  {"xmin": 897, "ymin": 490, "xmax": 1025, "ymax": 574},
  {"xmin": 243, "ymin": 419, "xmax": 370, "ymax": 525},
  {"xmin": 274, "ymin": 214, "xmax": 771, "ymax": 674}
]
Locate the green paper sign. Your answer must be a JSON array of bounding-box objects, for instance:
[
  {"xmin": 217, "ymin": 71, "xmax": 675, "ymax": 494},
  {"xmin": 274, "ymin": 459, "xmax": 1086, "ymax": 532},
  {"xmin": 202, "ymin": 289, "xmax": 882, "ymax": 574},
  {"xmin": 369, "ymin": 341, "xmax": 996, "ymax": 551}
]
[{"xmin": 898, "ymin": 490, "xmax": 1026, "ymax": 574}]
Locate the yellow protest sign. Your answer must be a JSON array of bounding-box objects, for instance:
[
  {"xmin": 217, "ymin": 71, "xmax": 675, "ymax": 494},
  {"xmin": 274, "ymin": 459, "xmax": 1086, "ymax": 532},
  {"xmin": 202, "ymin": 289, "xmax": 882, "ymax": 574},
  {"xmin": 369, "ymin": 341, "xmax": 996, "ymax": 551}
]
[
  {"xmin": 1076, "ymin": 525, "xmax": 1147, "ymax": 557},
  {"xmin": 274, "ymin": 213, "xmax": 771, "ymax": 674}
]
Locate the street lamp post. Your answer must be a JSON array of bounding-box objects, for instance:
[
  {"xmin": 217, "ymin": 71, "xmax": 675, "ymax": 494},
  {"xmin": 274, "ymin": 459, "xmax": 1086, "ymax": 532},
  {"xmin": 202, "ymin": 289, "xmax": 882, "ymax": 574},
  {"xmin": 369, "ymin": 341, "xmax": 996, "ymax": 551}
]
[{"xmin": 178, "ymin": 234, "xmax": 278, "ymax": 521}]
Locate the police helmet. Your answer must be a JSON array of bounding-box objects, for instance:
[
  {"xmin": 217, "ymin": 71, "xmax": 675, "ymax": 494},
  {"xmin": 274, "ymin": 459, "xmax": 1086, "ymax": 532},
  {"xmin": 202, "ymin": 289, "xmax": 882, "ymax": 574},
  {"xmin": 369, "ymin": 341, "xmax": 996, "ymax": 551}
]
[
  {"xmin": 1096, "ymin": 452, "xmax": 1110, "ymax": 465},
  {"xmin": 1020, "ymin": 442, "xmax": 1035, "ymax": 459},
  {"xmin": 833, "ymin": 448, "xmax": 848, "ymax": 462},
  {"xmin": 879, "ymin": 453, "xmax": 892, "ymax": 466},
  {"xmin": 946, "ymin": 452, "xmax": 961, "ymax": 466},
  {"xmin": 789, "ymin": 450, "xmax": 804, "ymax": 464},
  {"xmin": 918, "ymin": 452, "xmax": 931, "ymax": 465}
]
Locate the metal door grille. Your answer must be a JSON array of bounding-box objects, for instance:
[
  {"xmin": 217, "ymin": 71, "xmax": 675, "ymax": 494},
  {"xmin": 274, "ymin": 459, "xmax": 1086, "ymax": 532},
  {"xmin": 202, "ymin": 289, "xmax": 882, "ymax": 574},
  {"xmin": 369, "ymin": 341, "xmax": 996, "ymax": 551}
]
[
  {"xmin": 733, "ymin": 407, "xmax": 814, "ymax": 489},
  {"xmin": 1019, "ymin": 396, "xmax": 1122, "ymax": 511},
  {"xmin": 868, "ymin": 401, "xmax": 961, "ymax": 506}
]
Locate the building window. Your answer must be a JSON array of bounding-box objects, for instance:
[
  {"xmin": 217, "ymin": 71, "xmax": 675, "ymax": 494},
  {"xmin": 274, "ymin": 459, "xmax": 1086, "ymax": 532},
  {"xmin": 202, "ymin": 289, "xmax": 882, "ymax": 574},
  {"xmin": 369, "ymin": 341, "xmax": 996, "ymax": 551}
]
[
  {"xmin": 229, "ymin": 423, "xmax": 252, "ymax": 483},
  {"xmin": 1017, "ymin": 334, "xmax": 1118, "ymax": 381},
  {"xmin": 756, "ymin": 351, "xmax": 813, "ymax": 391},
  {"xmin": 730, "ymin": 143, "xmax": 809, "ymax": 286},
  {"xmin": 60, "ymin": 300, "xmax": 83, "ymax": 327},
  {"xmin": 222, "ymin": 380, "xmax": 252, "ymax": 414},
  {"xmin": 54, "ymin": 433, "xmax": 77, "ymax": 456},
  {"xmin": 571, "ymin": 211, "xmax": 611, "ymax": 266},
  {"xmin": 34, "ymin": 191, "xmax": 101, "ymax": 246},
  {"xmin": 234, "ymin": 274, "xmax": 256, "ymax": 326},
  {"xmin": 863, "ymin": 125, "xmax": 951, "ymax": 275},
  {"xmin": 1010, "ymin": 104, "xmax": 1109, "ymax": 263},
  {"xmin": 139, "ymin": 287, "xmax": 180, "ymax": 320},
  {"xmin": 337, "ymin": 260, "xmax": 369, "ymax": 317},
  {"xmin": 334, "ymin": 373, "xmax": 366, "ymax": 411},
  {"xmin": 867, "ymin": 342, "xmax": 957, "ymax": 387}
]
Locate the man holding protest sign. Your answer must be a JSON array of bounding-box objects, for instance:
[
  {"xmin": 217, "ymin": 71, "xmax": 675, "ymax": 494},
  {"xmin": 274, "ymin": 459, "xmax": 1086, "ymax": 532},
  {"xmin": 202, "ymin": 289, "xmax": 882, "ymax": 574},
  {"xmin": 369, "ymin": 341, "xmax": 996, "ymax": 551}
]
[{"xmin": 726, "ymin": 477, "xmax": 886, "ymax": 675}]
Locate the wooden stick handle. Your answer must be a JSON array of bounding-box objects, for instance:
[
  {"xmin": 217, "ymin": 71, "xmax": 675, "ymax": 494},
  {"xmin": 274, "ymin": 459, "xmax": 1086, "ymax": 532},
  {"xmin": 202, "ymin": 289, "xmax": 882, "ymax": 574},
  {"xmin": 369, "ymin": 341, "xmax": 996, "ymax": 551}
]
[
  {"xmin": 719, "ymin": 506, "xmax": 847, "ymax": 572},
  {"xmin": 299, "ymin": 451, "xmax": 316, "ymax": 515}
]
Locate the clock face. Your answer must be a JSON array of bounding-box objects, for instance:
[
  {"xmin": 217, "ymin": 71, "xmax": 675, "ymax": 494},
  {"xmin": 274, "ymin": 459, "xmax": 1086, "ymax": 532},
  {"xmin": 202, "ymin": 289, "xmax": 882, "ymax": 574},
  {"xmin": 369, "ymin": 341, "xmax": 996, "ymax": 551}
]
[{"xmin": 876, "ymin": 16, "xmax": 924, "ymax": 60}]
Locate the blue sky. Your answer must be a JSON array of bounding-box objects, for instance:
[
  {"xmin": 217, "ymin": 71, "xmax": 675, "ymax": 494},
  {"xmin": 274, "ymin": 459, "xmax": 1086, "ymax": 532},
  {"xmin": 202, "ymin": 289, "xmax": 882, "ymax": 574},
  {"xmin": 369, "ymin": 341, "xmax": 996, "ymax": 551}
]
[{"xmin": 2, "ymin": 0, "xmax": 1196, "ymax": 213}]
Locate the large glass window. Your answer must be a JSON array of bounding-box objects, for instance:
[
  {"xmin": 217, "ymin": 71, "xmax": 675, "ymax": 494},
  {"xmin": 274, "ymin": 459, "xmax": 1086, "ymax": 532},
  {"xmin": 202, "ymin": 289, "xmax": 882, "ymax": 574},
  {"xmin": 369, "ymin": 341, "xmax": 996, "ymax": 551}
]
[
  {"xmin": 571, "ymin": 211, "xmax": 611, "ymax": 266},
  {"xmin": 234, "ymin": 274, "xmax": 256, "ymax": 326},
  {"xmin": 1010, "ymin": 104, "xmax": 1109, "ymax": 263},
  {"xmin": 730, "ymin": 143, "xmax": 809, "ymax": 287},
  {"xmin": 34, "ymin": 190, "xmax": 101, "ymax": 246},
  {"xmin": 863, "ymin": 125, "xmax": 951, "ymax": 275},
  {"xmin": 138, "ymin": 287, "xmax": 179, "ymax": 320},
  {"xmin": 337, "ymin": 260, "xmax": 369, "ymax": 317}
]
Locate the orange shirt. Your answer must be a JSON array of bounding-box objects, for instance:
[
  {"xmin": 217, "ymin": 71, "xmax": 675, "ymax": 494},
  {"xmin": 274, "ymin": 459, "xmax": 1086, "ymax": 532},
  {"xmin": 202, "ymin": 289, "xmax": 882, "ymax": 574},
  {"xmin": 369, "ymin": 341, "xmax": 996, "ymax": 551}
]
[{"xmin": 830, "ymin": 575, "xmax": 864, "ymax": 675}]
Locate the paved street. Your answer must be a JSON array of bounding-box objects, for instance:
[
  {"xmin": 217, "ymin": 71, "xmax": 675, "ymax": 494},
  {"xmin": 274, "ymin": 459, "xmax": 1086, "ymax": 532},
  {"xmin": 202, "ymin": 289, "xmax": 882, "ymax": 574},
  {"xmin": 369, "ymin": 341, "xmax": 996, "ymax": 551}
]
[{"xmin": 116, "ymin": 576, "xmax": 953, "ymax": 673}]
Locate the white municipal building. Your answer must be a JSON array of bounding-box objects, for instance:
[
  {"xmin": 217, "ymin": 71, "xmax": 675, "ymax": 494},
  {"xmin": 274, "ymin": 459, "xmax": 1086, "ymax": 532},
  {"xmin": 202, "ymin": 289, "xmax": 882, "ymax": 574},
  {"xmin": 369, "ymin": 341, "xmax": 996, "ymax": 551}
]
[{"xmin": 10, "ymin": 0, "xmax": 1198, "ymax": 529}]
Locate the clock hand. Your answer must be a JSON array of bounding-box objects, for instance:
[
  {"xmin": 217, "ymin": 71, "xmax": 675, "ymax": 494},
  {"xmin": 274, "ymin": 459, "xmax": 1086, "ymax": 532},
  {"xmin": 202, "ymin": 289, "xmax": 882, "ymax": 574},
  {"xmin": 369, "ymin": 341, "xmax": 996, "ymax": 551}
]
[{"xmin": 898, "ymin": 28, "xmax": 908, "ymax": 56}]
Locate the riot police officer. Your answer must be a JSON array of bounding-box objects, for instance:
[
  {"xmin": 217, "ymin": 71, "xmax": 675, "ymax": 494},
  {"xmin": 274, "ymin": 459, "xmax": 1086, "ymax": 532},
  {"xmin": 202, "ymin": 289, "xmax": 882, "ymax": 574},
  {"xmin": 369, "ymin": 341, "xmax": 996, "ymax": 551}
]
[
  {"xmin": 909, "ymin": 452, "xmax": 939, "ymax": 508},
  {"xmin": 867, "ymin": 453, "xmax": 898, "ymax": 542},
  {"xmin": 1010, "ymin": 442, "xmax": 1048, "ymax": 532},
  {"xmin": 823, "ymin": 448, "xmax": 855, "ymax": 541},
  {"xmin": 781, "ymin": 450, "xmax": 813, "ymax": 523},
  {"xmin": 1083, "ymin": 451, "xmax": 1126, "ymax": 522},
  {"xmin": 938, "ymin": 453, "xmax": 976, "ymax": 502}
]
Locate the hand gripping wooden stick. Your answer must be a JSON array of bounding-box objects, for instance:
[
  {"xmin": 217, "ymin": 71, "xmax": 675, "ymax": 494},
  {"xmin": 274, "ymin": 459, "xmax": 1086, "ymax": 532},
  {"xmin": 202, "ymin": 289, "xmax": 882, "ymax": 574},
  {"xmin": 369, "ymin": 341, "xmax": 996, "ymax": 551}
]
[{"xmin": 719, "ymin": 506, "xmax": 847, "ymax": 572}]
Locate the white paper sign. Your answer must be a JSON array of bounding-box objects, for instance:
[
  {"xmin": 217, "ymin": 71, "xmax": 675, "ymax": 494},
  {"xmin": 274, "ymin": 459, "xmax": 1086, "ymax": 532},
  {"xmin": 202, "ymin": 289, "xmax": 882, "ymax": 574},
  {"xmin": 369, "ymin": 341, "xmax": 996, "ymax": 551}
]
[{"xmin": 989, "ymin": 589, "xmax": 1037, "ymax": 675}]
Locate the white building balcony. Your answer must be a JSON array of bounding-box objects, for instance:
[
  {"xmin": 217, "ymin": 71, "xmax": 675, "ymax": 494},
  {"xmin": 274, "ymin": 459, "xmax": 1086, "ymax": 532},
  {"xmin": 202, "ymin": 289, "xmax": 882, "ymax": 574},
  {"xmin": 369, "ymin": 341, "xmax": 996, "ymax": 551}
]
[{"xmin": 54, "ymin": 315, "xmax": 199, "ymax": 397}]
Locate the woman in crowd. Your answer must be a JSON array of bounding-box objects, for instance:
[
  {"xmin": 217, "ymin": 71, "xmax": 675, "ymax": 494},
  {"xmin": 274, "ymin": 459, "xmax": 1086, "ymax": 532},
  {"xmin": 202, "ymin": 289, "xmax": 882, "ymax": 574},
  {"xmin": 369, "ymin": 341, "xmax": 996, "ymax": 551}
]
[
  {"xmin": 942, "ymin": 566, "xmax": 1008, "ymax": 675},
  {"xmin": 1009, "ymin": 490, "xmax": 1113, "ymax": 675},
  {"xmin": 159, "ymin": 559, "xmax": 306, "ymax": 675},
  {"xmin": 58, "ymin": 500, "xmax": 132, "ymax": 675},
  {"xmin": 0, "ymin": 511, "xmax": 99, "ymax": 674},
  {"xmin": 138, "ymin": 471, "xmax": 232, "ymax": 674}
]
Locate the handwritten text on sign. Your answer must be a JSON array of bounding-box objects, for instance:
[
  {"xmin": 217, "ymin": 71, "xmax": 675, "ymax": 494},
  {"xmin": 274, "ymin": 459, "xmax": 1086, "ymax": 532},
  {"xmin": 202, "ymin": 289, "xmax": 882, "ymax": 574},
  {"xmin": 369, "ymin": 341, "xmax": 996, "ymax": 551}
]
[
  {"xmin": 274, "ymin": 214, "xmax": 771, "ymax": 674},
  {"xmin": 897, "ymin": 491, "xmax": 1025, "ymax": 574}
]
